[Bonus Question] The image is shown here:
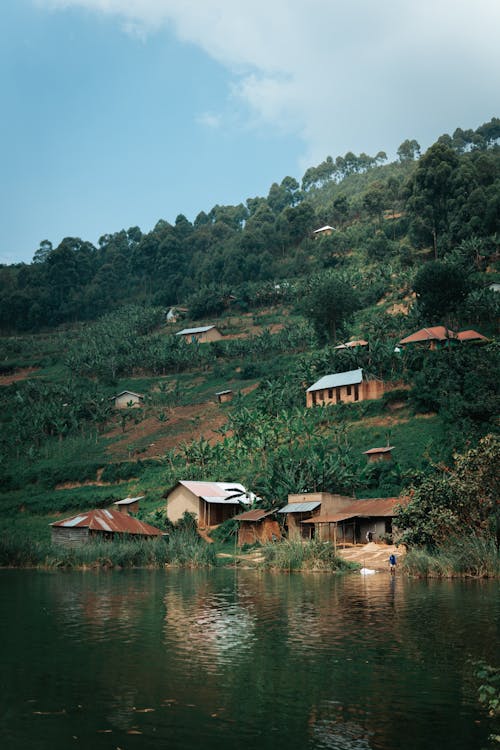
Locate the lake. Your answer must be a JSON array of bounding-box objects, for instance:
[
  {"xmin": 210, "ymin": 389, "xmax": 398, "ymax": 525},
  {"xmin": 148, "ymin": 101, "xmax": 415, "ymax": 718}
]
[{"xmin": 0, "ymin": 569, "xmax": 498, "ymax": 750}]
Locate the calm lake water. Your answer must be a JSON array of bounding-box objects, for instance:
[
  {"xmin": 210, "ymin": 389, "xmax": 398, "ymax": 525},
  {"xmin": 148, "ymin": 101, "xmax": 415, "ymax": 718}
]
[{"xmin": 0, "ymin": 569, "xmax": 498, "ymax": 750}]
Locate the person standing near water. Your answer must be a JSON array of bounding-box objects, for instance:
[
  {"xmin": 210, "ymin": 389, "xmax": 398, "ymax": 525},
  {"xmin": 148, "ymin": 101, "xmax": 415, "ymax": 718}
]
[{"xmin": 389, "ymin": 552, "xmax": 396, "ymax": 573}]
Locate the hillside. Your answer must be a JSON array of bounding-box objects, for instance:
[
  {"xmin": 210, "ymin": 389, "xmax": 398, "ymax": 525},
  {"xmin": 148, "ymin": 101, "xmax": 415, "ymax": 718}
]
[{"xmin": 0, "ymin": 118, "xmax": 499, "ymax": 554}]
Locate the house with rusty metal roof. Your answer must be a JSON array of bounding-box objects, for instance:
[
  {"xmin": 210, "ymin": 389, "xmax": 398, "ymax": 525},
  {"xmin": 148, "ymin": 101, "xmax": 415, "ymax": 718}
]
[
  {"xmin": 175, "ymin": 325, "xmax": 223, "ymax": 343},
  {"xmin": 363, "ymin": 446, "xmax": 394, "ymax": 463},
  {"xmin": 301, "ymin": 496, "xmax": 408, "ymax": 546},
  {"xmin": 278, "ymin": 492, "xmax": 355, "ymax": 540},
  {"xmin": 236, "ymin": 508, "xmax": 281, "ymax": 546},
  {"xmin": 50, "ymin": 508, "xmax": 164, "ymax": 548},
  {"xmin": 455, "ymin": 329, "xmax": 489, "ymax": 343},
  {"xmin": 165, "ymin": 480, "xmax": 253, "ymax": 528},
  {"xmin": 399, "ymin": 326, "xmax": 456, "ymax": 349},
  {"xmin": 306, "ymin": 368, "xmax": 390, "ymax": 408}
]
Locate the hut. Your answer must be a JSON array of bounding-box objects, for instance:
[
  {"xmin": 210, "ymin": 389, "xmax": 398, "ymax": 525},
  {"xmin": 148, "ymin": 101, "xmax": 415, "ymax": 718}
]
[
  {"xmin": 236, "ymin": 508, "xmax": 281, "ymax": 546},
  {"xmin": 216, "ymin": 389, "xmax": 233, "ymax": 404},
  {"xmin": 333, "ymin": 339, "xmax": 368, "ymax": 350},
  {"xmin": 313, "ymin": 225, "xmax": 335, "ymax": 237},
  {"xmin": 301, "ymin": 497, "xmax": 406, "ymax": 546},
  {"xmin": 50, "ymin": 508, "xmax": 164, "ymax": 548},
  {"xmin": 165, "ymin": 480, "xmax": 253, "ymax": 527},
  {"xmin": 113, "ymin": 496, "xmax": 144, "ymax": 514},
  {"xmin": 175, "ymin": 325, "xmax": 223, "ymax": 343},
  {"xmin": 111, "ymin": 390, "xmax": 144, "ymax": 409},
  {"xmin": 306, "ymin": 368, "xmax": 388, "ymax": 408},
  {"xmin": 398, "ymin": 326, "xmax": 456, "ymax": 350},
  {"xmin": 278, "ymin": 492, "xmax": 355, "ymax": 540},
  {"xmin": 363, "ymin": 446, "xmax": 394, "ymax": 464}
]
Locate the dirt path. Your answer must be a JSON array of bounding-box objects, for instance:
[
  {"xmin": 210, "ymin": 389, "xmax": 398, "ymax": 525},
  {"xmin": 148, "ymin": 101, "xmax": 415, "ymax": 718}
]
[
  {"xmin": 337, "ymin": 542, "xmax": 404, "ymax": 571},
  {"xmin": 0, "ymin": 367, "xmax": 40, "ymax": 386}
]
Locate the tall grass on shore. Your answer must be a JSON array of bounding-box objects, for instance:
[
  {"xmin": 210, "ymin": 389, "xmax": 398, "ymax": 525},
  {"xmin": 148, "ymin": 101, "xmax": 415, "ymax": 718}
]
[
  {"xmin": 402, "ymin": 536, "xmax": 499, "ymax": 578},
  {"xmin": 262, "ymin": 539, "xmax": 359, "ymax": 572},
  {"xmin": 0, "ymin": 528, "xmax": 216, "ymax": 569}
]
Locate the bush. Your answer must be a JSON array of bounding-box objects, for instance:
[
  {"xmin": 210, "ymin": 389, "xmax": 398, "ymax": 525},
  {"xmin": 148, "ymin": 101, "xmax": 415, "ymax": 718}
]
[{"xmin": 262, "ymin": 539, "xmax": 359, "ymax": 572}]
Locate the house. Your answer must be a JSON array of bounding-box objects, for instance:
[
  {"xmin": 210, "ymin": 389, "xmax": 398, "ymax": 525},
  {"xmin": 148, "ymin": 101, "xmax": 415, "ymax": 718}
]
[
  {"xmin": 166, "ymin": 306, "xmax": 188, "ymax": 323},
  {"xmin": 487, "ymin": 282, "xmax": 500, "ymax": 293},
  {"xmin": 333, "ymin": 339, "xmax": 368, "ymax": 350},
  {"xmin": 175, "ymin": 325, "xmax": 223, "ymax": 343},
  {"xmin": 306, "ymin": 368, "xmax": 387, "ymax": 408},
  {"xmin": 278, "ymin": 492, "xmax": 355, "ymax": 540},
  {"xmin": 456, "ymin": 329, "xmax": 489, "ymax": 343},
  {"xmin": 111, "ymin": 390, "xmax": 144, "ymax": 409},
  {"xmin": 313, "ymin": 225, "xmax": 335, "ymax": 237},
  {"xmin": 216, "ymin": 389, "xmax": 233, "ymax": 404},
  {"xmin": 236, "ymin": 508, "xmax": 281, "ymax": 546},
  {"xmin": 300, "ymin": 496, "xmax": 407, "ymax": 545},
  {"xmin": 113, "ymin": 496, "xmax": 144, "ymax": 514},
  {"xmin": 50, "ymin": 508, "xmax": 164, "ymax": 548},
  {"xmin": 363, "ymin": 446, "xmax": 394, "ymax": 464},
  {"xmin": 165, "ymin": 480, "xmax": 253, "ymax": 527},
  {"xmin": 398, "ymin": 326, "xmax": 456, "ymax": 350}
]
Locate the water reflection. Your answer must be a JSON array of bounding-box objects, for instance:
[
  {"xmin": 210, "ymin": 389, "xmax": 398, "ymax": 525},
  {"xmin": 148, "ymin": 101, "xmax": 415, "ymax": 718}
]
[{"xmin": 0, "ymin": 569, "xmax": 498, "ymax": 750}]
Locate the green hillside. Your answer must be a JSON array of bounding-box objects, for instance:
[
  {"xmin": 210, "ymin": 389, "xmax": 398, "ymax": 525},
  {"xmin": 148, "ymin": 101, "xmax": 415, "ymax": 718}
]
[{"xmin": 0, "ymin": 118, "xmax": 499, "ymax": 563}]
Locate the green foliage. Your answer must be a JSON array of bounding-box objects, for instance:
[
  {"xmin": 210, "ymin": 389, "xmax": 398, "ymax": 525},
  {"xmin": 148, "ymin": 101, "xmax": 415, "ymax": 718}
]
[
  {"xmin": 402, "ymin": 537, "xmax": 500, "ymax": 578},
  {"xmin": 475, "ymin": 661, "xmax": 500, "ymax": 718},
  {"xmin": 299, "ymin": 271, "xmax": 360, "ymax": 344},
  {"xmin": 262, "ymin": 539, "xmax": 358, "ymax": 571},
  {"xmin": 210, "ymin": 517, "xmax": 240, "ymax": 543}
]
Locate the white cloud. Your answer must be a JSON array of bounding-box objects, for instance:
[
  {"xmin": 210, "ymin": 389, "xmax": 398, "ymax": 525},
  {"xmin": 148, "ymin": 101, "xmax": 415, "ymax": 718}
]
[
  {"xmin": 196, "ymin": 111, "xmax": 222, "ymax": 129},
  {"xmin": 37, "ymin": 0, "xmax": 500, "ymax": 162}
]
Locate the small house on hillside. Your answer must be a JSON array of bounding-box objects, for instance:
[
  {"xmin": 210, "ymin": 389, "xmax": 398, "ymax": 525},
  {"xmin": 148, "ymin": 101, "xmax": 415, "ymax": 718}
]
[
  {"xmin": 278, "ymin": 492, "xmax": 355, "ymax": 540},
  {"xmin": 113, "ymin": 496, "xmax": 144, "ymax": 514},
  {"xmin": 399, "ymin": 326, "xmax": 456, "ymax": 349},
  {"xmin": 313, "ymin": 225, "xmax": 335, "ymax": 237},
  {"xmin": 363, "ymin": 446, "xmax": 394, "ymax": 464},
  {"xmin": 166, "ymin": 306, "xmax": 188, "ymax": 323},
  {"xmin": 456, "ymin": 329, "xmax": 489, "ymax": 343},
  {"xmin": 176, "ymin": 325, "xmax": 223, "ymax": 343},
  {"xmin": 50, "ymin": 508, "xmax": 164, "ymax": 548},
  {"xmin": 334, "ymin": 340, "xmax": 368, "ymax": 350},
  {"xmin": 236, "ymin": 508, "xmax": 281, "ymax": 546},
  {"xmin": 165, "ymin": 480, "xmax": 253, "ymax": 527},
  {"xmin": 306, "ymin": 368, "xmax": 388, "ymax": 408},
  {"xmin": 301, "ymin": 496, "xmax": 407, "ymax": 545},
  {"xmin": 111, "ymin": 391, "xmax": 144, "ymax": 409},
  {"xmin": 216, "ymin": 389, "xmax": 233, "ymax": 404}
]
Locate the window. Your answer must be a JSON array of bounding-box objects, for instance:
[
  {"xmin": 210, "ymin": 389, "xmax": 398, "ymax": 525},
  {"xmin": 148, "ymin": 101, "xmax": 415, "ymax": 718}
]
[
  {"xmin": 328, "ymin": 389, "xmax": 333, "ymax": 399},
  {"xmin": 354, "ymin": 384, "xmax": 359, "ymax": 401},
  {"xmin": 346, "ymin": 385, "xmax": 352, "ymax": 396}
]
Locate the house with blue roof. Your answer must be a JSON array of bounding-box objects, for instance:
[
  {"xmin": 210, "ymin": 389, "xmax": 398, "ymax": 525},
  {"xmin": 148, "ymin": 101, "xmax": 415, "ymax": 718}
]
[{"xmin": 305, "ymin": 368, "xmax": 387, "ymax": 408}]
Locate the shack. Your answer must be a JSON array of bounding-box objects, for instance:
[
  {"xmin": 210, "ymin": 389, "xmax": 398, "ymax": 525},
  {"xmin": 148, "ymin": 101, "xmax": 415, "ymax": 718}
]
[
  {"xmin": 175, "ymin": 325, "xmax": 223, "ymax": 343},
  {"xmin": 216, "ymin": 389, "xmax": 233, "ymax": 404},
  {"xmin": 278, "ymin": 492, "xmax": 355, "ymax": 540},
  {"xmin": 165, "ymin": 480, "xmax": 253, "ymax": 527},
  {"xmin": 50, "ymin": 508, "xmax": 164, "ymax": 548},
  {"xmin": 113, "ymin": 496, "xmax": 144, "ymax": 514},
  {"xmin": 236, "ymin": 508, "xmax": 281, "ymax": 546},
  {"xmin": 333, "ymin": 340, "xmax": 368, "ymax": 350},
  {"xmin": 363, "ymin": 446, "xmax": 394, "ymax": 464},
  {"xmin": 301, "ymin": 497, "xmax": 406, "ymax": 546},
  {"xmin": 313, "ymin": 225, "xmax": 335, "ymax": 237},
  {"xmin": 111, "ymin": 390, "xmax": 144, "ymax": 409}
]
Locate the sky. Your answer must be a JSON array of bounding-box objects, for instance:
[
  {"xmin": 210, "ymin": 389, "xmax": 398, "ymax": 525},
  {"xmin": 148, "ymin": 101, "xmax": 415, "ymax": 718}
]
[{"xmin": 1, "ymin": 0, "xmax": 500, "ymax": 264}]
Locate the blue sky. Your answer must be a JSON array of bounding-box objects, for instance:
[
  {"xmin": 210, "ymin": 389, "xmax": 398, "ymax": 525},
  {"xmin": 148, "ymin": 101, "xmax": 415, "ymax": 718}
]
[{"xmin": 2, "ymin": 0, "xmax": 500, "ymax": 264}]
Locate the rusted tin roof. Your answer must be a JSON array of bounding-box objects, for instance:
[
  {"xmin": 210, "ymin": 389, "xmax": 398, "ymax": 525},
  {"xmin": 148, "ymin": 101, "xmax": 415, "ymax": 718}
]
[
  {"xmin": 301, "ymin": 497, "xmax": 407, "ymax": 523},
  {"xmin": 236, "ymin": 508, "xmax": 276, "ymax": 522},
  {"xmin": 399, "ymin": 326, "xmax": 455, "ymax": 345},
  {"xmin": 334, "ymin": 340, "xmax": 368, "ymax": 350},
  {"xmin": 51, "ymin": 509, "xmax": 164, "ymax": 536},
  {"xmin": 456, "ymin": 329, "xmax": 488, "ymax": 341},
  {"xmin": 363, "ymin": 446, "xmax": 394, "ymax": 455}
]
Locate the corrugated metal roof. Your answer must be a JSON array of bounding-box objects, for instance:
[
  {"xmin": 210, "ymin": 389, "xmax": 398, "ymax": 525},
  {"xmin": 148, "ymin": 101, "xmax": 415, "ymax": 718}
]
[
  {"xmin": 313, "ymin": 225, "xmax": 335, "ymax": 233},
  {"xmin": 236, "ymin": 508, "xmax": 276, "ymax": 522},
  {"xmin": 399, "ymin": 326, "xmax": 455, "ymax": 345},
  {"xmin": 334, "ymin": 340, "xmax": 368, "ymax": 350},
  {"xmin": 278, "ymin": 501, "xmax": 321, "ymax": 513},
  {"xmin": 111, "ymin": 390, "xmax": 144, "ymax": 400},
  {"xmin": 456, "ymin": 329, "xmax": 488, "ymax": 341},
  {"xmin": 176, "ymin": 326, "xmax": 216, "ymax": 336},
  {"xmin": 215, "ymin": 390, "xmax": 232, "ymax": 396},
  {"xmin": 114, "ymin": 496, "xmax": 144, "ymax": 506},
  {"xmin": 307, "ymin": 369, "xmax": 363, "ymax": 393},
  {"xmin": 363, "ymin": 446, "xmax": 394, "ymax": 455},
  {"xmin": 51, "ymin": 509, "xmax": 164, "ymax": 536},
  {"xmin": 301, "ymin": 497, "xmax": 407, "ymax": 523},
  {"xmin": 179, "ymin": 481, "xmax": 252, "ymax": 505}
]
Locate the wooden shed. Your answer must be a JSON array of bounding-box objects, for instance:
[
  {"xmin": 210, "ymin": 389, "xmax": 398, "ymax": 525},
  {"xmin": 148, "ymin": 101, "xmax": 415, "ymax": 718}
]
[
  {"xmin": 50, "ymin": 508, "xmax": 164, "ymax": 548},
  {"xmin": 236, "ymin": 508, "xmax": 281, "ymax": 546},
  {"xmin": 113, "ymin": 496, "xmax": 144, "ymax": 514},
  {"xmin": 216, "ymin": 389, "xmax": 233, "ymax": 404},
  {"xmin": 111, "ymin": 390, "xmax": 144, "ymax": 409},
  {"xmin": 363, "ymin": 446, "xmax": 394, "ymax": 464},
  {"xmin": 175, "ymin": 325, "xmax": 223, "ymax": 344}
]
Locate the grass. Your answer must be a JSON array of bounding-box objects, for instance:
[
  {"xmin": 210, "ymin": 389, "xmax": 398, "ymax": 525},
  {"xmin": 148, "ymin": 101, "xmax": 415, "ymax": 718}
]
[
  {"xmin": 402, "ymin": 536, "xmax": 500, "ymax": 578},
  {"xmin": 262, "ymin": 538, "xmax": 360, "ymax": 572}
]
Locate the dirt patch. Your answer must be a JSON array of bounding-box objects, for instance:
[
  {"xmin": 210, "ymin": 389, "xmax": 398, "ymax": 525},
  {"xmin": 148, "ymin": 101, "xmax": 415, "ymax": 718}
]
[
  {"xmin": 338, "ymin": 542, "xmax": 405, "ymax": 571},
  {"xmin": 106, "ymin": 401, "xmax": 228, "ymax": 459},
  {"xmin": 0, "ymin": 367, "xmax": 40, "ymax": 386},
  {"xmin": 223, "ymin": 323, "xmax": 284, "ymax": 340}
]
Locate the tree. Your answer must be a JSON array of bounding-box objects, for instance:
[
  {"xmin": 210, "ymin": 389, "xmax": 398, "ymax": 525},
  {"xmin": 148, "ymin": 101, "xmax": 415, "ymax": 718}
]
[
  {"xmin": 412, "ymin": 260, "xmax": 472, "ymax": 320},
  {"xmin": 397, "ymin": 139, "xmax": 421, "ymax": 162},
  {"xmin": 299, "ymin": 272, "xmax": 359, "ymax": 344}
]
